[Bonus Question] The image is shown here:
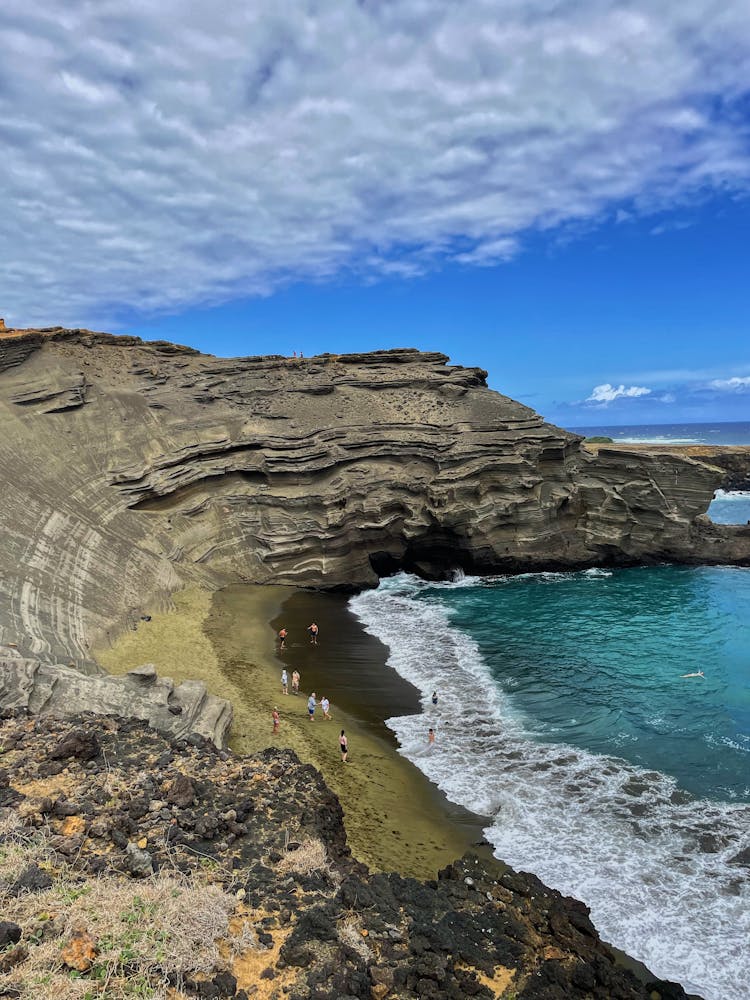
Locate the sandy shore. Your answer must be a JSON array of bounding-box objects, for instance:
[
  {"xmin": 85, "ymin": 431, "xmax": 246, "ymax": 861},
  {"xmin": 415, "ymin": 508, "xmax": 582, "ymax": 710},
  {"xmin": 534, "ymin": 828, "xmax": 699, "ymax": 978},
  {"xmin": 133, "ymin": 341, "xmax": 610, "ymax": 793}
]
[{"xmin": 94, "ymin": 584, "xmax": 488, "ymax": 878}]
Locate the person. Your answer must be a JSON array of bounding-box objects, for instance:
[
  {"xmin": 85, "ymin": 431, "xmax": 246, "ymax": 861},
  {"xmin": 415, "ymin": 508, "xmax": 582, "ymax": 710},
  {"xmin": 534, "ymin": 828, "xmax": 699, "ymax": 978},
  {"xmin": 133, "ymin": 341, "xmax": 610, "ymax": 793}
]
[
  {"xmin": 291, "ymin": 670, "xmax": 300, "ymax": 695},
  {"xmin": 321, "ymin": 696, "xmax": 331, "ymax": 720},
  {"xmin": 681, "ymin": 670, "xmax": 705, "ymax": 678},
  {"xmin": 431, "ymin": 691, "xmax": 438, "ymax": 706},
  {"xmin": 278, "ymin": 627, "xmax": 287, "ymax": 650},
  {"xmin": 272, "ymin": 707, "xmax": 280, "ymax": 733},
  {"xmin": 428, "ymin": 727, "xmax": 435, "ymax": 745},
  {"xmin": 281, "ymin": 669, "xmax": 288, "ymax": 695},
  {"xmin": 307, "ymin": 622, "xmax": 319, "ymax": 645},
  {"xmin": 339, "ymin": 729, "xmax": 348, "ymax": 762},
  {"xmin": 307, "ymin": 692, "xmax": 317, "ymax": 721}
]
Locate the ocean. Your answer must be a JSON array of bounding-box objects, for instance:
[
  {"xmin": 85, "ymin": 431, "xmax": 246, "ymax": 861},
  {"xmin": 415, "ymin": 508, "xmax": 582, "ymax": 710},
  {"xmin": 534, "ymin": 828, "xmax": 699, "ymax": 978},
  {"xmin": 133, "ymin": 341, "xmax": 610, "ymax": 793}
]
[
  {"xmin": 567, "ymin": 420, "xmax": 750, "ymax": 446},
  {"xmin": 350, "ymin": 566, "xmax": 750, "ymax": 1000}
]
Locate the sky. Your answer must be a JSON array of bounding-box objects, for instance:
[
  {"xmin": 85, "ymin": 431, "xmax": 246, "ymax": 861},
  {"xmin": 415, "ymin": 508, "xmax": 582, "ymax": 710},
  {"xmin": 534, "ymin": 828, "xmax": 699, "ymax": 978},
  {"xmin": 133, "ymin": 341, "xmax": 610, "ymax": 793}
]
[{"xmin": 1, "ymin": 1, "xmax": 750, "ymax": 428}]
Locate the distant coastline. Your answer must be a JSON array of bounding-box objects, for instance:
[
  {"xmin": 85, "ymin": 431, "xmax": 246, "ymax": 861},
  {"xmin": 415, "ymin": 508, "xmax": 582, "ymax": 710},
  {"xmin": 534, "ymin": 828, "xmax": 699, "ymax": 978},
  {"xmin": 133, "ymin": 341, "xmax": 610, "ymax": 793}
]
[{"xmin": 567, "ymin": 419, "xmax": 750, "ymax": 446}]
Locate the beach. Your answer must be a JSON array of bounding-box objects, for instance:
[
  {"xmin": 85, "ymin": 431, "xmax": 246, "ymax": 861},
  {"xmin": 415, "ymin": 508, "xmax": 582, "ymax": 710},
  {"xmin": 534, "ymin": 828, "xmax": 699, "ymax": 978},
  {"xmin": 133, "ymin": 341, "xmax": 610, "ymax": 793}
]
[{"xmin": 94, "ymin": 584, "xmax": 487, "ymax": 878}]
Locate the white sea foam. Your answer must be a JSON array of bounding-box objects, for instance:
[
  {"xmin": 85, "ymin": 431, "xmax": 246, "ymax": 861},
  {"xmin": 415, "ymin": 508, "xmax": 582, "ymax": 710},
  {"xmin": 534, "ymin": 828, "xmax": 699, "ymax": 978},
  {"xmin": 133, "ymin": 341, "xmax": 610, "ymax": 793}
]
[
  {"xmin": 349, "ymin": 573, "xmax": 750, "ymax": 1000},
  {"xmin": 713, "ymin": 489, "xmax": 750, "ymax": 500},
  {"xmin": 613, "ymin": 435, "xmax": 702, "ymax": 444}
]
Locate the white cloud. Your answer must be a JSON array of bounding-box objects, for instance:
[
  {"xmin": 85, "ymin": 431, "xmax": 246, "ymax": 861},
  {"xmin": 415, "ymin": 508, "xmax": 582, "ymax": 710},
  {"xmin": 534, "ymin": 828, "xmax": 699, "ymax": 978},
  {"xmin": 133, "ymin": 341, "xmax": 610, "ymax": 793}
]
[
  {"xmin": 587, "ymin": 383, "xmax": 652, "ymax": 404},
  {"xmin": 1, "ymin": 1, "xmax": 750, "ymax": 325},
  {"xmin": 708, "ymin": 376, "xmax": 750, "ymax": 391}
]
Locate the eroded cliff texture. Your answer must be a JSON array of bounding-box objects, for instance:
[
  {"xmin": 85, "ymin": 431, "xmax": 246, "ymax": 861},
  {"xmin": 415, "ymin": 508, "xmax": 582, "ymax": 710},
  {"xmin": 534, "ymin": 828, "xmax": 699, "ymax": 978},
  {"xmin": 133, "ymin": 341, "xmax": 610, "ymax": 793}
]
[{"xmin": 1, "ymin": 327, "xmax": 748, "ymax": 664}]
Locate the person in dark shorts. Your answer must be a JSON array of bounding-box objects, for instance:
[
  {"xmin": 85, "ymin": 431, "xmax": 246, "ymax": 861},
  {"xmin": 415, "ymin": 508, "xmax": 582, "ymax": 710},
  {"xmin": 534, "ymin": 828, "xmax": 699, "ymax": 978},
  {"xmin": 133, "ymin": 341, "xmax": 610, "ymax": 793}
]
[
  {"xmin": 307, "ymin": 622, "xmax": 319, "ymax": 645},
  {"xmin": 339, "ymin": 730, "xmax": 348, "ymax": 762},
  {"xmin": 278, "ymin": 627, "xmax": 287, "ymax": 650},
  {"xmin": 431, "ymin": 691, "xmax": 438, "ymax": 706},
  {"xmin": 307, "ymin": 692, "xmax": 317, "ymax": 720}
]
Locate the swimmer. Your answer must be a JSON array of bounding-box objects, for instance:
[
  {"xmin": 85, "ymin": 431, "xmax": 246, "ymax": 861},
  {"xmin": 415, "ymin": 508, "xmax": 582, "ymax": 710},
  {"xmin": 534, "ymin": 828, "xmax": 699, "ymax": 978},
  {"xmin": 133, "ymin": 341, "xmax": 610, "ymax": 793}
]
[
  {"xmin": 681, "ymin": 670, "xmax": 705, "ymax": 678},
  {"xmin": 278, "ymin": 627, "xmax": 287, "ymax": 650},
  {"xmin": 307, "ymin": 622, "xmax": 319, "ymax": 645},
  {"xmin": 428, "ymin": 727, "xmax": 435, "ymax": 745},
  {"xmin": 431, "ymin": 691, "xmax": 438, "ymax": 706}
]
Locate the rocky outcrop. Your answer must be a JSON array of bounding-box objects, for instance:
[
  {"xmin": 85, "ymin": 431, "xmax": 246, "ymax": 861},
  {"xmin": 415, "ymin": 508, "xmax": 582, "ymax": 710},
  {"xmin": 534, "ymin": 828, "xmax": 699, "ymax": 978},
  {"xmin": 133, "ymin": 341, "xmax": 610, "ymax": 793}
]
[
  {"xmin": 584, "ymin": 442, "xmax": 750, "ymax": 492},
  {"xmin": 0, "ymin": 327, "xmax": 748, "ymax": 667},
  {"xmin": 0, "ymin": 646, "xmax": 231, "ymax": 747},
  {"xmin": 0, "ymin": 711, "xmax": 697, "ymax": 999}
]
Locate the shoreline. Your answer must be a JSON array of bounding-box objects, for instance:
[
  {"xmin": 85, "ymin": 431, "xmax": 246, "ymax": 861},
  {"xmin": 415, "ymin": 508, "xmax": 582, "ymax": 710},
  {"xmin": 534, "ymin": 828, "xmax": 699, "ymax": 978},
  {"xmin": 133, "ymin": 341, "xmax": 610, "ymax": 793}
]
[{"xmin": 94, "ymin": 583, "xmax": 490, "ymax": 878}]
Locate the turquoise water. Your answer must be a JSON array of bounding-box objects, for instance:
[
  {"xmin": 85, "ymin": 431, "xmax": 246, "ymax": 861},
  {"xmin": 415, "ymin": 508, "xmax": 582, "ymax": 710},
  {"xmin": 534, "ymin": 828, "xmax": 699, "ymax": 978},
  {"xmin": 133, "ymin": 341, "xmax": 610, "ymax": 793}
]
[
  {"xmin": 351, "ymin": 566, "xmax": 750, "ymax": 999},
  {"xmin": 436, "ymin": 565, "xmax": 750, "ymax": 802}
]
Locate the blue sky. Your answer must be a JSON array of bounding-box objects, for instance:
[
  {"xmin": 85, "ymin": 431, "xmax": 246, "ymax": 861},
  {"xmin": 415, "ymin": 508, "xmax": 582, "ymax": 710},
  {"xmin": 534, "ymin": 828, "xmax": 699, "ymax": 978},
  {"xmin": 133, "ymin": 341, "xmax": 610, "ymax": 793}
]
[{"xmin": 2, "ymin": 1, "xmax": 750, "ymax": 428}]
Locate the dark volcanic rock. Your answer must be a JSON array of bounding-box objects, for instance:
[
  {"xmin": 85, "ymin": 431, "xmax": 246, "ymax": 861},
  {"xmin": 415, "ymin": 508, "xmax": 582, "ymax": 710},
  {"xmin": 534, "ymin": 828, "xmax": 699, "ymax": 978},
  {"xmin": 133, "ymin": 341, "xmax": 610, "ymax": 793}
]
[{"xmin": 0, "ymin": 713, "xmax": 699, "ymax": 999}]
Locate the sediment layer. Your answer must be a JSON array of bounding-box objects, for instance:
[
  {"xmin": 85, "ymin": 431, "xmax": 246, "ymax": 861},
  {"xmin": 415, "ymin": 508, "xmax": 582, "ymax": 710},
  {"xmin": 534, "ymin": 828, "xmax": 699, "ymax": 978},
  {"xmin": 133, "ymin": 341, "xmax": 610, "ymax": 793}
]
[{"xmin": 1, "ymin": 327, "xmax": 748, "ymax": 669}]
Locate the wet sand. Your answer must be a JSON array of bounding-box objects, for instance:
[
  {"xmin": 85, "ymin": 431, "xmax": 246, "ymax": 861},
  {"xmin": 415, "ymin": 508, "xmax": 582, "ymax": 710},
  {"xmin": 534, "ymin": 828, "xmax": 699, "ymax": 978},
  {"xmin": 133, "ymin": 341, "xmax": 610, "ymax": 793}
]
[{"xmin": 94, "ymin": 584, "xmax": 488, "ymax": 878}]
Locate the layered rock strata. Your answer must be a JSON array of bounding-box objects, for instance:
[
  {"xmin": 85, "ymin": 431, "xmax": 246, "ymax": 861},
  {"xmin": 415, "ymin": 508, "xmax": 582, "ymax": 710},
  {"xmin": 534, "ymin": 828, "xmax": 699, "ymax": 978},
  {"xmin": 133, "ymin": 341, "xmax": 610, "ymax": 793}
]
[
  {"xmin": 0, "ymin": 645, "xmax": 232, "ymax": 747},
  {"xmin": 0, "ymin": 711, "xmax": 697, "ymax": 1000},
  {"xmin": 1, "ymin": 327, "xmax": 748, "ymax": 669}
]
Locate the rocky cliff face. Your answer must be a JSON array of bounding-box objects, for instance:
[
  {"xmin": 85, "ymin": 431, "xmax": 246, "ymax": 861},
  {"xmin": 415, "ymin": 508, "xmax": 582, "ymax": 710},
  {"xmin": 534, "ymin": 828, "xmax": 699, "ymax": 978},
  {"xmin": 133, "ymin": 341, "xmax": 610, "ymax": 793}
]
[
  {"xmin": 1, "ymin": 327, "xmax": 748, "ymax": 665},
  {"xmin": 0, "ymin": 711, "xmax": 696, "ymax": 1000}
]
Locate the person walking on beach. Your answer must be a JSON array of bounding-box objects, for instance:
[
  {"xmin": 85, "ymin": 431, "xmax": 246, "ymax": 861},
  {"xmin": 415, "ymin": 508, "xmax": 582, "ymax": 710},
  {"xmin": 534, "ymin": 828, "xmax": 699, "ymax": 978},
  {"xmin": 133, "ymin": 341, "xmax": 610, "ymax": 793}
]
[
  {"xmin": 272, "ymin": 707, "xmax": 280, "ymax": 733},
  {"xmin": 431, "ymin": 691, "xmax": 438, "ymax": 706},
  {"xmin": 307, "ymin": 692, "xmax": 317, "ymax": 721},
  {"xmin": 291, "ymin": 670, "xmax": 300, "ymax": 695},
  {"xmin": 278, "ymin": 627, "xmax": 287, "ymax": 650},
  {"xmin": 339, "ymin": 730, "xmax": 348, "ymax": 762},
  {"xmin": 321, "ymin": 695, "xmax": 331, "ymax": 720},
  {"xmin": 428, "ymin": 727, "xmax": 435, "ymax": 745},
  {"xmin": 307, "ymin": 622, "xmax": 319, "ymax": 645},
  {"xmin": 281, "ymin": 669, "xmax": 288, "ymax": 695}
]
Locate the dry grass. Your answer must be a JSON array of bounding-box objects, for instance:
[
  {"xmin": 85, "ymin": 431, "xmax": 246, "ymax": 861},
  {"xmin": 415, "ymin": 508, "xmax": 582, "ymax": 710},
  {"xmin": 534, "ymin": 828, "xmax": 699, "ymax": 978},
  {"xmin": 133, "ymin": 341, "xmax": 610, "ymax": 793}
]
[
  {"xmin": 336, "ymin": 915, "xmax": 373, "ymax": 964},
  {"xmin": 275, "ymin": 837, "xmax": 337, "ymax": 883},
  {"xmin": 0, "ymin": 820, "xmax": 257, "ymax": 1000}
]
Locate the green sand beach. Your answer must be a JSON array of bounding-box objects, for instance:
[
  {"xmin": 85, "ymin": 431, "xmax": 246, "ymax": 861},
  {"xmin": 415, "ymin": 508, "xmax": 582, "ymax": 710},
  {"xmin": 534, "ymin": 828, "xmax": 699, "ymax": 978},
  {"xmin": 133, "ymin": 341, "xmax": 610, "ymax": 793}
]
[{"xmin": 94, "ymin": 584, "xmax": 487, "ymax": 877}]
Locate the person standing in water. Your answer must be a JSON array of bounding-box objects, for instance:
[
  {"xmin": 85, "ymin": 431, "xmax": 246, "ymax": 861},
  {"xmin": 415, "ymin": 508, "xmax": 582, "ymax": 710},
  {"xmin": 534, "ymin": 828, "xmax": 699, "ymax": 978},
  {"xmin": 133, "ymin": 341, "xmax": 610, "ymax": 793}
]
[
  {"xmin": 272, "ymin": 707, "xmax": 280, "ymax": 733},
  {"xmin": 281, "ymin": 669, "xmax": 288, "ymax": 695},
  {"xmin": 431, "ymin": 691, "xmax": 438, "ymax": 706},
  {"xmin": 278, "ymin": 627, "xmax": 288, "ymax": 650},
  {"xmin": 307, "ymin": 622, "xmax": 319, "ymax": 645},
  {"xmin": 428, "ymin": 727, "xmax": 435, "ymax": 745},
  {"xmin": 291, "ymin": 670, "xmax": 300, "ymax": 695},
  {"xmin": 321, "ymin": 695, "xmax": 331, "ymax": 720},
  {"xmin": 307, "ymin": 692, "xmax": 317, "ymax": 721},
  {"xmin": 339, "ymin": 730, "xmax": 348, "ymax": 762}
]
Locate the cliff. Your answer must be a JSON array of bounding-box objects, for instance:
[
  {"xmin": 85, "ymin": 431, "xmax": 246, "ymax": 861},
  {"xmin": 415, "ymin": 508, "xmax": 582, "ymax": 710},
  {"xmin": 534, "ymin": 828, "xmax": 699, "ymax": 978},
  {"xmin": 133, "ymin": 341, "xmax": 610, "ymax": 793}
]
[
  {"xmin": 1, "ymin": 327, "xmax": 748, "ymax": 667},
  {"xmin": 0, "ymin": 710, "xmax": 696, "ymax": 1000}
]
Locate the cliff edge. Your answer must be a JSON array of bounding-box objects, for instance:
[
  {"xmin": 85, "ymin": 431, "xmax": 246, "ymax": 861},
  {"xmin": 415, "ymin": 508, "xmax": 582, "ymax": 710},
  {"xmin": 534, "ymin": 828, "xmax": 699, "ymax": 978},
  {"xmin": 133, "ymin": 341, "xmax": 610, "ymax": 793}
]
[{"xmin": 1, "ymin": 327, "xmax": 748, "ymax": 665}]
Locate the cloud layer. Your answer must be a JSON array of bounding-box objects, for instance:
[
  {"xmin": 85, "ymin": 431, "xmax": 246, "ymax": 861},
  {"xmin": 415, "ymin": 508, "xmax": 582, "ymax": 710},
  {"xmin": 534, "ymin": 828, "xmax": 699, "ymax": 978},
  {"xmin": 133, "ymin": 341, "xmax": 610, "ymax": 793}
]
[
  {"xmin": 2, "ymin": 0, "xmax": 750, "ymax": 325},
  {"xmin": 587, "ymin": 383, "xmax": 651, "ymax": 404}
]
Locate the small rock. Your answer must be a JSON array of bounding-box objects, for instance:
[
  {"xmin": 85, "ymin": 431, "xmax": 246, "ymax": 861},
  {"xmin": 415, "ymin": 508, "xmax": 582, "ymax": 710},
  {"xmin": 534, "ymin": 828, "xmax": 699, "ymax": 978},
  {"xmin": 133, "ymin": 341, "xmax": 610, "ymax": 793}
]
[
  {"xmin": 0, "ymin": 922, "xmax": 22, "ymax": 949},
  {"xmin": 0, "ymin": 944, "xmax": 27, "ymax": 974},
  {"xmin": 60, "ymin": 929, "xmax": 98, "ymax": 972},
  {"xmin": 125, "ymin": 842, "xmax": 154, "ymax": 878},
  {"xmin": 9, "ymin": 864, "xmax": 53, "ymax": 896},
  {"xmin": 49, "ymin": 729, "xmax": 100, "ymax": 762},
  {"xmin": 167, "ymin": 773, "xmax": 195, "ymax": 808}
]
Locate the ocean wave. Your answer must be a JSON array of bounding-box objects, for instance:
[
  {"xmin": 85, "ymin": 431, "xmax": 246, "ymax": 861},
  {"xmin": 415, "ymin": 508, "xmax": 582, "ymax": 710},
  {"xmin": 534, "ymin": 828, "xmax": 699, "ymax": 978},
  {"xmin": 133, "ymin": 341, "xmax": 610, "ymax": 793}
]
[
  {"xmin": 613, "ymin": 435, "xmax": 702, "ymax": 444},
  {"xmin": 713, "ymin": 489, "xmax": 750, "ymax": 500},
  {"xmin": 349, "ymin": 573, "xmax": 750, "ymax": 1000}
]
